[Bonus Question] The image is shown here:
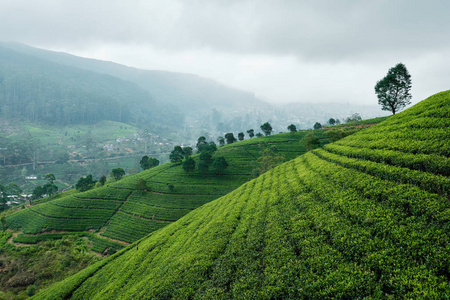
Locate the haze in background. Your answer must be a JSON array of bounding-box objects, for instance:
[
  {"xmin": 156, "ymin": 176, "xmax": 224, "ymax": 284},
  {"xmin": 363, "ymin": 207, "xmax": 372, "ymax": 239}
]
[{"xmin": 1, "ymin": 0, "xmax": 449, "ymax": 106}]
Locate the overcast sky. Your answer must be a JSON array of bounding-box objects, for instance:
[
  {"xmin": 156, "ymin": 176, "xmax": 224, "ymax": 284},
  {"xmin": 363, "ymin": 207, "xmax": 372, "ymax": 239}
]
[{"xmin": 1, "ymin": 0, "xmax": 449, "ymax": 106}]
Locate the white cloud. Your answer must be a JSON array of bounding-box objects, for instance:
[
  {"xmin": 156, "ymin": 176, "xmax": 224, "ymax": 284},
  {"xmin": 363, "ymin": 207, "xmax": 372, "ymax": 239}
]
[{"xmin": 0, "ymin": 0, "xmax": 449, "ymax": 105}]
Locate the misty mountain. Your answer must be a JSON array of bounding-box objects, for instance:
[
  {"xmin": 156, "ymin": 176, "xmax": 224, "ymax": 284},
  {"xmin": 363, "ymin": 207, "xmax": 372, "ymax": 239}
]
[
  {"xmin": 1, "ymin": 43, "xmax": 270, "ymax": 131},
  {"xmin": 0, "ymin": 44, "xmax": 182, "ymax": 131}
]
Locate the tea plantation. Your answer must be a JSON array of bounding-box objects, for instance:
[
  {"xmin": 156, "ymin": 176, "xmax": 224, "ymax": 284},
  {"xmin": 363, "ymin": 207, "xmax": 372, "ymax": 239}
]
[
  {"xmin": 33, "ymin": 91, "xmax": 450, "ymax": 298},
  {"xmin": 6, "ymin": 128, "xmax": 330, "ymax": 245}
]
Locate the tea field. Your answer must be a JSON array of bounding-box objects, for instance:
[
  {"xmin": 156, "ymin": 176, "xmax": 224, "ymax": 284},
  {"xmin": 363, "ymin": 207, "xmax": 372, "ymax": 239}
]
[
  {"xmin": 33, "ymin": 91, "xmax": 450, "ymax": 298},
  {"xmin": 6, "ymin": 128, "xmax": 333, "ymax": 244}
]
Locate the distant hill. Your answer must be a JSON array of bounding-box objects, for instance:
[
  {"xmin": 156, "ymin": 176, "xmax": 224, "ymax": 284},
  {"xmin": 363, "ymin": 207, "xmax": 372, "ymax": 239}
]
[
  {"xmin": 33, "ymin": 91, "xmax": 450, "ymax": 298},
  {"xmin": 0, "ymin": 42, "xmax": 271, "ymax": 135},
  {"xmin": 0, "ymin": 45, "xmax": 183, "ymax": 129}
]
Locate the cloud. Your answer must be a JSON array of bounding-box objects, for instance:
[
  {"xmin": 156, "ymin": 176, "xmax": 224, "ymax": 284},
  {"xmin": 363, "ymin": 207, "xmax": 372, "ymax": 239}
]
[
  {"xmin": 0, "ymin": 0, "xmax": 449, "ymax": 105},
  {"xmin": 2, "ymin": 0, "xmax": 449, "ymax": 60}
]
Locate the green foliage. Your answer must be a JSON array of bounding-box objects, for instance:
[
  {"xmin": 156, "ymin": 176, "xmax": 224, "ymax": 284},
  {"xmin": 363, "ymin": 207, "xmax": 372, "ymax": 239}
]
[
  {"xmin": 375, "ymin": 63, "xmax": 412, "ymax": 115},
  {"xmin": 217, "ymin": 136, "xmax": 225, "ymax": 146},
  {"xmin": 260, "ymin": 122, "xmax": 273, "ymax": 136},
  {"xmin": 135, "ymin": 179, "xmax": 147, "ymax": 191},
  {"xmin": 0, "ymin": 233, "xmax": 100, "ymax": 297},
  {"xmin": 169, "ymin": 146, "xmax": 185, "ymax": 163},
  {"xmin": 196, "ymin": 136, "xmax": 208, "ymax": 153},
  {"xmin": 110, "ymin": 168, "xmax": 125, "ymax": 181},
  {"xmin": 224, "ymin": 133, "xmax": 237, "ymax": 144},
  {"xmin": 181, "ymin": 156, "xmax": 196, "ymax": 175},
  {"xmin": 182, "ymin": 157, "xmax": 196, "ymax": 175},
  {"xmin": 247, "ymin": 129, "xmax": 255, "ymax": 138},
  {"xmin": 5, "ymin": 182, "xmax": 22, "ymax": 198},
  {"xmin": 99, "ymin": 175, "xmax": 107, "ymax": 186},
  {"xmin": 212, "ymin": 156, "xmax": 229, "ymax": 175},
  {"xmin": 1, "ymin": 216, "xmax": 6, "ymax": 231},
  {"xmin": 238, "ymin": 132, "xmax": 245, "ymax": 141},
  {"xmin": 323, "ymin": 127, "xmax": 365, "ymax": 142},
  {"xmin": 139, "ymin": 156, "xmax": 159, "ymax": 171},
  {"xmin": 300, "ymin": 130, "xmax": 321, "ymax": 151},
  {"xmin": 345, "ymin": 113, "xmax": 362, "ymax": 123},
  {"xmin": 287, "ymin": 124, "xmax": 297, "ymax": 132},
  {"xmin": 183, "ymin": 147, "xmax": 193, "ymax": 157},
  {"xmin": 75, "ymin": 174, "xmax": 97, "ymax": 192},
  {"xmin": 44, "ymin": 173, "xmax": 56, "ymax": 184},
  {"xmin": 313, "ymin": 122, "xmax": 322, "ymax": 129},
  {"xmin": 252, "ymin": 144, "xmax": 285, "ymax": 176}
]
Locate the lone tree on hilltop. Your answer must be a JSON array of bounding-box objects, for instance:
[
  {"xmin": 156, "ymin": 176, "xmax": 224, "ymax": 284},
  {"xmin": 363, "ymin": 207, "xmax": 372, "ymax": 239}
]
[
  {"xmin": 260, "ymin": 122, "xmax": 273, "ymax": 136},
  {"xmin": 238, "ymin": 132, "xmax": 245, "ymax": 141},
  {"xmin": 247, "ymin": 129, "xmax": 255, "ymax": 138},
  {"xmin": 375, "ymin": 63, "xmax": 412, "ymax": 115},
  {"xmin": 313, "ymin": 122, "xmax": 322, "ymax": 129}
]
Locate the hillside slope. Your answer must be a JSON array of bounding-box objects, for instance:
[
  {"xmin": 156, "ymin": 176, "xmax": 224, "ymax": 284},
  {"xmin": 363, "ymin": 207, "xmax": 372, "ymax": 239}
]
[
  {"xmin": 7, "ymin": 130, "xmax": 329, "ymax": 244},
  {"xmin": 34, "ymin": 91, "xmax": 450, "ymax": 299},
  {"xmin": 0, "ymin": 45, "xmax": 182, "ymax": 128}
]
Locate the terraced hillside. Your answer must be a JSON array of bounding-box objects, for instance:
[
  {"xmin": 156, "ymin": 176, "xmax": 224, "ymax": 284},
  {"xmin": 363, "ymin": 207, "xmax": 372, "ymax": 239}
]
[
  {"xmin": 34, "ymin": 91, "xmax": 450, "ymax": 299},
  {"xmin": 6, "ymin": 130, "xmax": 330, "ymax": 244}
]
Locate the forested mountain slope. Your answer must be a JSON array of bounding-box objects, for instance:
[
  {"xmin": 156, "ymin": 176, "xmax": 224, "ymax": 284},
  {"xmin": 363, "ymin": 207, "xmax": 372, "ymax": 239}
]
[
  {"xmin": 0, "ymin": 45, "xmax": 181, "ymax": 128},
  {"xmin": 1, "ymin": 42, "xmax": 269, "ymax": 128},
  {"xmin": 6, "ymin": 130, "xmax": 330, "ymax": 244},
  {"xmin": 34, "ymin": 91, "xmax": 450, "ymax": 299}
]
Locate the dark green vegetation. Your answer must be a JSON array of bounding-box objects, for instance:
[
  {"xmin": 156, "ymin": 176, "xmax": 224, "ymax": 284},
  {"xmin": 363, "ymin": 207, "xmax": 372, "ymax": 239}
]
[
  {"xmin": 0, "ymin": 45, "xmax": 178, "ymax": 127},
  {"xmin": 0, "ymin": 231, "xmax": 102, "ymax": 299},
  {"xmin": 34, "ymin": 91, "xmax": 450, "ymax": 299},
  {"xmin": 5, "ymin": 129, "xmax": 332, "ymax": 245},
  {"xmin": 375, "ymin": 63, "xmax": 412, "ymax": 115}
]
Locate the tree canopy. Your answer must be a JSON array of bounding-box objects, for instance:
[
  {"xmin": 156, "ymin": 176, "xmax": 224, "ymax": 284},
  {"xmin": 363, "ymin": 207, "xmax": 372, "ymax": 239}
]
[
  {"xmin": 140, "ymin": 156, "xmax": 160, "ymax": 171},
  {"xmin": 111, "ymin": 168, "xmax": 125, "ymax": 181},
  {"xmin": 224, "ymin": 133, "xmax": 237, "ymax": 144},
  {"xmin": 375, "ymin": 63, "xmax": 412, "ymax": 115},
  {"xmin": 287, "ymin": 124, "xmax": 297, "ymax": 132},
  {"xmin": 182, "ymin": 157, "xmax": 196, "ymax": 175},
  {"xmin": 169, "ymin": 146, "xmax": 185, "ymax": 163},
  {"xmin": 301, "ymin": 131, "xmax": 321, "ymax": 151},
  {"xmin": 260, "ymin": 122, "xmax": 273, "ymax": 136},
  {"xmin": 212, "ymin": 156, "xmax": 229, "ymax": 175},
  {"xmin": 75, "ymin": 174, "xmax": 97, "ymax": 192}
]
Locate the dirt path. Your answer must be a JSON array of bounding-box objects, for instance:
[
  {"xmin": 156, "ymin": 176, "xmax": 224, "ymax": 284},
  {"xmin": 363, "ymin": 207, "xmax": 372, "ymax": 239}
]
[
  {"xmin": 94, "ymin": 231, "xmax": 130, "ymax": 246},
  {"xmin": 6, "ymin": 230, "xmax": 30, "ymax": 247}
]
